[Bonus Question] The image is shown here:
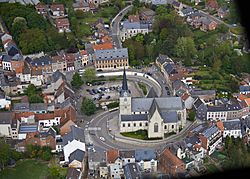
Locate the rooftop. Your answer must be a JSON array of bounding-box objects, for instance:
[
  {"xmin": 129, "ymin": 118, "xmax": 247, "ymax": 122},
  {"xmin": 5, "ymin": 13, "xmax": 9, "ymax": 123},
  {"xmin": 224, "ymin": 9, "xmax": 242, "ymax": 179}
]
[
  {"xmin": 135, "ymin": 149, "xmax": 156, "ymax": 162},
  {"xmin": 124, "ymin": 163, "xmax": 142, "ymax": 179},
  {"xmin": 95, "ymin": 48, "xmax": 128, "ymax": 61}
]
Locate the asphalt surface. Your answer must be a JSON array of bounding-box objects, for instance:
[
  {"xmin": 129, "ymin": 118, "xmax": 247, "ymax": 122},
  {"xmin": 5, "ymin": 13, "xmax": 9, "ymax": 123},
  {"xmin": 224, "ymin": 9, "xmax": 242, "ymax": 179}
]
[{"xmin": 111, "ymin": 5, "xmax": 133, "ymax": 49}]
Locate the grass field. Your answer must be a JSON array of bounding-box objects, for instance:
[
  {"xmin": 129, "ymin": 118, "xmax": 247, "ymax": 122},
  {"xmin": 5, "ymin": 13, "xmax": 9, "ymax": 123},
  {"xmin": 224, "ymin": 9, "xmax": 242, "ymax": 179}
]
[
  {"xmin": 0, "ymin": 159, "xmax": 49, "ymax": 179},
  {"xmin": 121, "ymin": 130, "xmax": 148, "ymax": 140}
]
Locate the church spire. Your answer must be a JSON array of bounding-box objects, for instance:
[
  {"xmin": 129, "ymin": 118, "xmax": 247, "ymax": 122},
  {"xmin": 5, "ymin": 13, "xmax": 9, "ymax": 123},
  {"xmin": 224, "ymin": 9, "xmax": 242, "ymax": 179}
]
[{"xmin": 122, "ymin": 67, "xmax": 128, "ymax": 91}]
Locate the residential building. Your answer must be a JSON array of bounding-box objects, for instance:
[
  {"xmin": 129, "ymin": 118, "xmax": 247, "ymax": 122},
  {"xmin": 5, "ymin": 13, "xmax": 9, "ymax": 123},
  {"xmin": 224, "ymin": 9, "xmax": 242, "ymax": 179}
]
[
  {"xmin": 119, "ymin": 150, "xmax": 136, "ymax": 166},
  {"xmin": 181, "ymin": 93, "xmax": 194, "ymax": 110},
  {"xmin": 120, "ymin": 21, "xmax": 149, "ymax": 42},
  {"xmin": 69, "ymin": 149, "xmax": 86, "ymax": 170},
  {"xmin": 99, "ymin": 162, "xmax": 108, "ymax": 179},
  {"xmin": 55, "ymin": 18, "xmax": 70, "ymax": 33},
  {"xmin": 217, "ymin": 6, "xmax": 229, "ymax": 19},
  {"xmin": 222, "ymin": 119, "xmax": 242, "ymax": 138},
  {"xmin": 165, "ymin": 141, "xmax": 188, "ymax": 159},
  {"xmin": 79, "ymin": 50, "xmax": 89, "ymax": 66},
  {"xmin": 18, "ymin": 123, "xmax": 39, "ymax": 140},
  {"xmin": 35, "ymin": 3, "xmax": 47, "ymax": 15},
  {"xmin": 190, "ymin": 89, "xmax": 216, "ymax": 102},
  {"xmin": 135, "ymin": 149, "xmax": 157, "ymax": 172},
  {"xmin": 178, "ymin": 7, "xmax": 195, "ymax": 17},
  {"xmin": 193, "ymin": 98, "xmax": 207, "ymax": 120},
  {"xmin": 60, "ymin": 119, "xmax": 77, "ymax": 136},
  {"xmin": 30, "ymin": 56, "xmax": 53, "ymax": 73},
  {"xmin": 199, "ymin": 125, "xmax": 222, "ymax": 155},
  {"xmin": 159, "ymin": 148, "xmax": 185, "ymax": 176},
  {"xmin": 172, "ymin": 1, "xmax": 183, "ymax": 11},
  {"xmin": 50, "ymin": 3, "xmax": 65, "ymax": 17},
  {"xmin": 0, "ymin": 112, "xmax": 19, "ymax": 139},
  {"xmin": 0, "ymin": 89, "xmax": 11, "ymax": 109},
  {"xmin": 66, "ymin": 168, "xmax": 82, "ymax": 179},
  {"xmin": 124, "ymin": 163, "xmax": 142, "ymax": 179},
  {"xmin": 65, "ymin": 53, "xmax": 76, "ymax": 71},
  {"xmin": 94, "ymin": 48, "xmax": 129, "ymax": 70},
  {"xmin": 51, "ymin": 55, "xmax": 67, "ymax": 72},
  {"xmin": 119, "ymin": 69, "xmax": 186, "ymax": 139},
  {"xmin": 205, "ymin": 0, "xmax": 219, "ymax": 10},
  {"xmin": 92, "ymin": 42, "xmax": 113, "ymax": 51},
  {"xmin": 106, "ymin": 149, "xmax": 123, "ymax": 179},
  {"xmin": 73, "ymin": 0, "xmax": 90, "ymax": 12},
  {"xmin": 88, "ymin": 147, "xmax": 106, "ymax": 175},
  {"xmin": 139, "ymin": 8, "xmax": 156, "ymax": 24},
  {"xmin": 128, "ymin": 15, "xmax": 140, "ymax": 23},
  {"xmin": 240, "ymin": 85, "xmax": 250, "ymax": 95},
  {"xmin": 200, "ymin": 17, "xmax": 217, "ymax": 31}
]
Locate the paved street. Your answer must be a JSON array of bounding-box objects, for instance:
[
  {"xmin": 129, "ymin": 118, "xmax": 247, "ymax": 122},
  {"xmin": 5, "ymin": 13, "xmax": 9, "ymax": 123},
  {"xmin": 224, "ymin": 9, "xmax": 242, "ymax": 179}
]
[{"xmin": 111, "ymin": 5, "xmax": 133, "ymax": 49}]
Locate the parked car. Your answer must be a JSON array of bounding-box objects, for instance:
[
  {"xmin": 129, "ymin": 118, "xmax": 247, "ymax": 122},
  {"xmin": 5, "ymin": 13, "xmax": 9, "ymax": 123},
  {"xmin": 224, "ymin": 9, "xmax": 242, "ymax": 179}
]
[
  {"xmin": 99, "ymin": 137, "xmax": 105, "ymax": 141},
  {"xmin": 165, "ymin": 86, "xmax": 169, "ymax": 90}
]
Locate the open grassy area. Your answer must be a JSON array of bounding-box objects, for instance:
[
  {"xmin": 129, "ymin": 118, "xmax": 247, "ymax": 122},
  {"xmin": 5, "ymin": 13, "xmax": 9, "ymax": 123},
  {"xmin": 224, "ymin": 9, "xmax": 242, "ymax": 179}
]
[
  {"xmin": 138, "ymin": 82, "xmax": 147, "ymax": 95},
  {"xmin": 121, "ymin": 130, "xmax": 148, "ymax": 140},
  {"xmin": 230, "ymin": 26, "xmax": 245, "ymax": 35},
  {"xmin": 0, "ymin": 159, "xmax": 49, "ymax": 179}
]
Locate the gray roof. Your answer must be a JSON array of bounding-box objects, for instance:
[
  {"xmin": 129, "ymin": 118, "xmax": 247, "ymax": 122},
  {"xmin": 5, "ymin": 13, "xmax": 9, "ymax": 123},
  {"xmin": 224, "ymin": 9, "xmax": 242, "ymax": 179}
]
[
  {"xmin": 63, "ymin": 125, "xmax": 85, "ymax": 146},
  {"xmin": 30, "ymin": 103, "xmax": 47, "ymax": 112},
  {"xmin": 240, "ymin": 85, "xmax": 250, "ymax": 92},
  {"xmin": 13, "ymin": 103, "xmax": 30, "ymax": 112},
  {"xmin": 120, "ymin": 114, "xmax": 148, "ymax": 122},
  {"xmin": 95, "ymin": 48, "xmax": 128, "ymax": 61},
  {"xmin": 119, "ymin": 150, "xmax": 135, "ymax": 159},
  {"xmin": 156, "ymin": 54, "xmax": 173, "ymax": 65},
  {"xmin": 31, "ymin": 56, "xmax": 52, "ymax": 66},
  {"xmin": 207, "ymin": 102, "xmax": 242, "ymax": 112},
  {"xmin": 0, "ymin": 112, "xmax": 12, "ymax": 124},
  {"xmin": 193, "ymin": 98, "xmax": 204, "ymax": 109},
  {"xmin": 146, "ymin": 87, "xmax": 158, "ymax": 98},
  {"xmin": 164, "ymin": 63, "xmax": 175, "ymax": 75},
  {"xmin": 172, "ymin": 80, "xmax": 187, "ymax": 91},
  {"xmin": 201, "ymin": 125, "xmax": 219, "ymax": 138},
  {"xmin": 223, "ymin": 119, "xmax": 241, "ymax": 131},
  {"xmin": 1, "ymin": 54, "xmax": 11, "ymax": 62},
  {"xmin": 161, "ymin": 111, "xmax": 178, "ymax": 123},
  {"xmin": 184, "ymin": 135, "xmax": 200, "ymax": 148},
  {"xmin": 123, "ymin": 21, "xmax": 149, "ymax": 30},
  {"xmin": 135, "ymin": 149, "xmax": 156, "ymax": 162},
  {"xmin": 69, "ymin": 149, "xmax": 85, "ymax": 163},
  {"xmin": 40, "ymin": 127, "xmax": 56, "ymax": 138},
  {"xmin": 131, "ymin": 97, "xmax": 184, "ymax": 112},
  {"xmin": 190, "ymin": 90, "xmax": 216, "ymax": 97},
  {"xmin": 124, "ymin": 163, "xmax": 142, "ymax": 179},
  {"xmin": 88, "ymin": 147, "xmax": 106, "ymax": 163},
  {"xmin": 200, "ymin": 17, "xmax": 214, "ymax": 25},
  {"xmin": 51, "ymin": 70, "xmax": 66, "ymax": 83},
  {"xmin": 152, "ymin": 0, "xmax": 168, "ymax": 5},
  {"xmin": 66, "ymin": 168, "xmax": 81, "ymax": 179},
  {"xmin": 181, "ymin": 7, "xmax": 194, "ymax": 15},
  {"xmin": 19, "ymin": 123, "xmax": 38, "ymax": 134}
]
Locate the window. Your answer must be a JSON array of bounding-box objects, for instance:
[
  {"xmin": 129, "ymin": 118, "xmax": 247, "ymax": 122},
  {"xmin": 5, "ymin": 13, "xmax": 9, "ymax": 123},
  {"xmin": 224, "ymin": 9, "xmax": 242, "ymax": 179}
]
[
  {"xmin": 164, "ymin": 125, "xmax": 167, "ymax": 130},
  {"xmin": 145, "ymin": 122, "xmax": 148, "ymax": 126},
  {"xmin": 172, "ymin": 125, "xmax": 174, "ymax": 129},
  {"xmin": 140, "ymin": 123, "xmax": 142, "ymax": 127},
  {"xmin": 134, "ymin": 123, "xmax": 136, "ymax": 127},
  {"xmin": 154, "ymin": 123, "xmax": 158, "ymax": 133},
  {"xmin": 128, "ymin": 123, "xmax": 130, "ymax": 127},
  {"xmin": 123, "ymin": 123, "xmax": 125, "ymax": 127}
]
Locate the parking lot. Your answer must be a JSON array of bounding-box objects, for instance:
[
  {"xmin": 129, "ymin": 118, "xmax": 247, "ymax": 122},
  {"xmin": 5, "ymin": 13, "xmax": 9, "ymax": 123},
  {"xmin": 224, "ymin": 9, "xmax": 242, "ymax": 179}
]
[{"xmin": 81, "ymin": 80, "xmax": 142, "ymax": 104}]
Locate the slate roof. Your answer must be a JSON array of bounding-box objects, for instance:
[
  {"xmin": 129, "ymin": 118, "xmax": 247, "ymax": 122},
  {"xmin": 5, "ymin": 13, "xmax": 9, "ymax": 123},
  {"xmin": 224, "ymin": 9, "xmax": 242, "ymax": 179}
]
[
  {"xmin": 120, "ymin": 114, "xmax": 148, "ymax": 122},
  {"xmin": 201, "ymin": 125, "xmax": 219, "ymax": 138},
  {"xmin": 223, "ymin": 119, "xmax": 241, "ymax": 131},
  {"xmin": 31, "ymin": 56, "xmax": 52, "ymax": 66},
  {"xmin": 152, "ymin": 0, "xmax": 168, "ymax": 5},
  {"xmin": 161, "ymin": 111, "xmax": 178, "ymax": 123},
  {"xmin": 13, "ymin": 103, "xmax": 30, "ymax": 112},
  {"xmin": 69, "ymin": 149, "xmax": 85, "ymax": 163},
  {"xmin": 184, "ymin": 135, "xmax": 201, "ymax": 148},
  {"xmin": 193, "ymin": 98, "xmax": 204, "ymax": 109},
  {"xmin": 51, "ymin": 70, "xmax": 66, "ymax": 83},
  {"xmin": 207, "ymin": 101, "xmax": 242, "ymax": 112},
  {"xmin": 0, "ymin": 112, "xmax": 13, "ymax": 124},
  {"xmin": 146, "ymin": 87, "xmax": 158, "ymax": 98},
  {"xmin": 190, "ymin": 89, "xmax": 216, "ymax": 96},
  {"xmin": 156, "ymin": 54, "xmax": 173, "ymax": 65},
  {"xmin": 181, "ymin": 7, "xmax": 194, "ymax": 15},
  {"xmin": 88, "ymin": 147, "xmax": 106, "ymax": 163},
  {"xmin": 66, "ymin": 168, "xmax": 81, "ymax": 179},
  {"xmin": 62, "ymin": 125, "xmax": 85, "ymax": 146},
  {"xmin": 124, "ymin": 163, "xmax": 142, "ymax": 179},
  {"xmin": 240, "ymin": 85, "xmax": 250, "ymax": 92},
  {"xmin": 135, "ymin": 149, "xmax": 156, "ymax": 162},
  {"xmin": 164, "ymin": 63, "xmax": 175, "ymax": 75},
  {"xmin": 95, "ymin": 48, "xmax": 128, "ymax": 60},
  {"xmin": 30, "ymin": 103, "xmax": 47, "ymax": 112},
  {"xmin": 122, "ymin": 21, "xmax": 149, "ymax": 30},
  {"xmin": 119, "ymin": 150, "xmax": 135, "ymax": 159}
]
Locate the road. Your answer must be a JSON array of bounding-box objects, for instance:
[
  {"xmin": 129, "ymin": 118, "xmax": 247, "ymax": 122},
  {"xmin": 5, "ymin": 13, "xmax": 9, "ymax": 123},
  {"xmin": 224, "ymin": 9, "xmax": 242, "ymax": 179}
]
[{"xmin": 111, "ymin": 5, "xmax": 133, "ymax": 49}]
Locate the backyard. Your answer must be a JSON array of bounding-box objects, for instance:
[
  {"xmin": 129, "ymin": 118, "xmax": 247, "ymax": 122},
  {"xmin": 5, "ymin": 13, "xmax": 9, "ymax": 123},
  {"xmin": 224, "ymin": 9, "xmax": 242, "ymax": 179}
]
[{"xmin": 0, "ymin": 159, "xmax": 49, "ymax": 179}]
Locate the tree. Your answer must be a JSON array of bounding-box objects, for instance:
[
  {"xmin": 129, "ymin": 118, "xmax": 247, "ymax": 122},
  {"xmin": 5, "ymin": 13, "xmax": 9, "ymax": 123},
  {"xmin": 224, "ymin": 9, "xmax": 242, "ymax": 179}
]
[
  {"xmin": 212, "ymin": 59, "xmax": 222, "ymax": 72},
  {"xmin": 71, "ymin": 72, "xmax": 83, "ymax": 89},
  {"xmin": 83, "ymin": 68, "xmax": 96, "ymax": 83},
  {"xmin": 24, "ymin": 84, "xmax": 43, "ymax": 103},
  {"xmin": 81, "ymin": 98, "xmax": 96, "ymax": 116},
  {"xmin": 188, "ymin": 110, "xmax": 196, "ymax": 121},
  {"xmin": 174, "ymin": 37, "xmax": 197, "ymax": 66}
]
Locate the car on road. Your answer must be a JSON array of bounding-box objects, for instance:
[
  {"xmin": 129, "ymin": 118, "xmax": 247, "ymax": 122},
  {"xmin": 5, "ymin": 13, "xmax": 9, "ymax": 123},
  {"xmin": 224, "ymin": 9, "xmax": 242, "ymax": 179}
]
[
  {"xmin": 99, "ymin": 137, "xmax": 105, "ymax": 141},
  {"xmin": 106, "ymin": 96, "xmax": 111, "ymax": 99},
  {"xmin": 165, "ymin": 86, "xmax": 169, "ymax": 90}
]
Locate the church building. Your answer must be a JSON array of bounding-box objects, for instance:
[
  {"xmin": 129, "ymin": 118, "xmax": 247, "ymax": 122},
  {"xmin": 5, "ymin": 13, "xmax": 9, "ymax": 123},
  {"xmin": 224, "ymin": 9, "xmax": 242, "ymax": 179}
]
[{"xmin": 119, "ymin": 68, "xmax": 187, "ymax": 139}]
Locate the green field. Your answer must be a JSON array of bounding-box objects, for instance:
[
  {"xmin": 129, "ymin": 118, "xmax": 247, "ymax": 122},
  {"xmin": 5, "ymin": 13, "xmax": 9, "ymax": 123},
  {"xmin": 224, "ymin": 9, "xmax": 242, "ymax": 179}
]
[{"xmin": 0, "ymin": 159, "xmax": 49, "ymax": 179}]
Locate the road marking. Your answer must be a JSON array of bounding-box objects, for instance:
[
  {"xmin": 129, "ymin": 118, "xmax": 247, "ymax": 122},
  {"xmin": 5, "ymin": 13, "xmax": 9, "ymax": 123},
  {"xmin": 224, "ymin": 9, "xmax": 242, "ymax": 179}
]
[{"xmin": 87, "ymin": 127, "xmax": 101, "ymax": 131}]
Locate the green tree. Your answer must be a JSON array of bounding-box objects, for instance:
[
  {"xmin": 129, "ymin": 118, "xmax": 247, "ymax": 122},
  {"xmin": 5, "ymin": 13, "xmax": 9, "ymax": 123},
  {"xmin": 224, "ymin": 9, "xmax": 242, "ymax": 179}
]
[
  {"xmin": 188, "ymin": 110, "xmax": 196, "ymax": 121},
  {"xmin": 81, "ymin": 98, "xmax": 96, "ymax": 116},
  {"xmin": 83, "ymin": 68, "xmax": 96, "ymax": 83},
  {"xmin": 24, "ymin": 84, "xmax": 43, "ymax": 103},
  {"xmin": 174, "ymin": 37, "xmax": 197, "ymax": 66},
  {"xmin": 71, "ymin": 72, "xmax": 83, "ymax": 89},
  {"xmin": 0, "ymin": 139, "xmax": 11, "ymax": 170}
]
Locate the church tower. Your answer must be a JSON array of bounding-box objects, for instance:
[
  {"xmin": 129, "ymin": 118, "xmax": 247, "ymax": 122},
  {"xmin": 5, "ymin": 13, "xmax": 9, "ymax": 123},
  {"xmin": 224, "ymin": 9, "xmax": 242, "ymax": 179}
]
[{"xmin": 119, "ymin": 68, "xmax": 131, "ymax": 115}]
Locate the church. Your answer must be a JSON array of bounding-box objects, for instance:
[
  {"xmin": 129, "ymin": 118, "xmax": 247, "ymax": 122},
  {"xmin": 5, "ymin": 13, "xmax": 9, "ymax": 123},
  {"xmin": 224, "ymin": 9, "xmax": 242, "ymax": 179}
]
[{"xmin": 119, "ymin": 69, "xmax": 187, "ymax": 139}]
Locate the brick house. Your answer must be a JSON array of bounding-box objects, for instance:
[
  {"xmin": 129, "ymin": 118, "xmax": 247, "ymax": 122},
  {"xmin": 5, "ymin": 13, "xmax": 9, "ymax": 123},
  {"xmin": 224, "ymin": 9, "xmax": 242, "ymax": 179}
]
[
  {"xmin": 50, "ymin": 4, "xmax": 65, "ymax": 17},
  {"xmin": 159, "ymin": 148, "xmax": 185, "ymax": 176},
  {"xmin": 30, "ymin": 56, "xmax": 53, "ymax": 73},
  {"xmin": 65, "ymin": 53, "xmax": 76, "ymax": 71},
  {"xmin": 200, "ymin": 17, "xmax": 217, "ymax": 31},
  {"xmin": 55, "ymin": 18, "xmax": 70, "ymax": 33}
]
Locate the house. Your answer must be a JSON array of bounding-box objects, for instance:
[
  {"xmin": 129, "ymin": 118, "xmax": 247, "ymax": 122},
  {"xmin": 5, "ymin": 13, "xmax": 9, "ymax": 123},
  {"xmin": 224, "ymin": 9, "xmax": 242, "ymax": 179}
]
[
  {"xmin": 186, "ymin": 12, "xmax": 204, "ymax": 28},
  {"xmin": 172, "ymin": 80, "xmax": 188, "ymax": 97},
  {"xmin": 35, "ymin": 3, "xmax": 47, "ymax": 15},
  {"xmin": 152, "ymin": 0, "xmax": 168, "ymax": 5},
  {"xmin": 63, "ymin": 125, "xmax": 85, "ymax": 162},
  {"xmin": 73, "ymin": 0, "xmax": 90, "ymax": 12},
  {"xmin": 119, "ymin": 69, "xmax": 186, "ymax": 139},
  {"xmin": 60, "ymin": 119, "xmax": 77, "ymax": 136},
  {"xmin": 66, "ymin": 168, "xmax": 82, "ymax": 179},
  {"xmin": 217, "ymin": 6, "xmax": 229, "ymax": 19},
  {"xmin": 74, "ymin": 53, "xmax": 83, "ymax": 70},
  {"xmin": 50, "ymin": 4, "xmax": 65, "ymax": 17},
  {"xmin": 135, "ymin": 149, "xmax": 157, "ymax": 172},
  {"xmin": 51, "ymin": 55, "xmax": 67, "ymax": 72},
  {"xmin": 205, "ymin": 0, "xmax": 219, "ymax": 10},
  {"xmin": 1, "ymin": 54, "xmax": 12, "ymax": 70},
  {"xmin": 172, "ymin": 1, "xmax": 183, "ymax": 11},
  {"xmin": 94, "ymin": 48, "xmax": 129, "ymax": 70},
  {"xmin": 0, "ymin": 112, "xmax": 19, "ymax": 139},
  {"xmin": 128, "ymin": 15, "xmax": 140, "ymax": 23},
  {"xmin": 54, "ymin": 82, "xmax": 74, "ymax": 104},
  {"xmin": 120, "ymin": 21, "xmax": 149, "ymax": 42},
  {"xmin": 18, "ymin": 123, "xmax": 39, "ymax": 140},
  {"xmin": 65, "ymin": 53, "xmax": 76, "ymax": 71},
  {"xmin": 0, "ymin": 89, "xmax": 11, "ymax": 109},
  {"xmin": 199, "ymin": 124, "xmax": 222, "ymax": 155},
  {"xmin": 182, "ymin": 93, "xmax": 194, "ymax": 110},
  {"xmin": 0, "ymin": 71, "xmax": 20, "ymax": 94},
  {"xmin": 124, "ymin": 163, "xmax": 142, "ymax": 179},
  {"xmin": 106, "ymin": 149, "xmax": 123, "ymax": 179},
  {"xmin": 165, "ymin": 141, "xmax": 188, "ymax": 159},
  {"xmin": 139, "ymin": 8, "xmax": 156, "ymax": 24},
  {"xmin": 222, "ymin": 119, "xmax": 242, "ymax": 138},
  {"xmin": 240, "ymin": 85, "xmax": 250, "ymax": 95},
  {"xmin": 99, "ymin": 162, "xmax": 109, "ymax": 179},
  {"xmin": 159, "ymin": 148, "xmax": 185, "ymax": 176},
  {"xmin": 30, "ymin": 56, "xmax": 53, "ymax": 74},
  {"xmin": 69, "ymin": 149, "xmax": 86, "ymax": 170},
  {"xmin": 119, "ymin": 150, "xmax": 136, "ymax": 166},
  {"xmin": 79, "ymin": 50, "xmax": 89, "ymax": 66},
  {"xmin": 156, "ymin": 54, "xmax": 174, "ymax": 70},
  {"xmin": 88, "ymin": 147, "xmax": 106, "ymax": 175},
  {"xmin": 55, "ymin": 18, "xmax": 70, "ymax": 33},
  {"xmin": 190, "ymin": 89, "xmax": 216, "ymax": 102},
  {"xmin": 200, "ymin": 17, "xmax": 217, "ymax": 31},
  {"xmin": 193, "ymin": 98, "xmax": 207, "ymax": 120},
  {"xmin": 178, "ymin": 7, "xmax": 195, "ymax": 17}
]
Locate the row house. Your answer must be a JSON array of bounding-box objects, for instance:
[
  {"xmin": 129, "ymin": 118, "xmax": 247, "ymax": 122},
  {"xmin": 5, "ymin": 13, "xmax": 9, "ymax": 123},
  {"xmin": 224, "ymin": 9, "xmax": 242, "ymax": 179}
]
[
  {"xmin": 65, "ymin": 53, "xmax": 77, "ymax": 71},
  {"xmin": 80, "ymin": 50, "xmax": 89, "ymax": 66},
  {"xmin": 29, "ymin": 56, "xmax": 53, "ymax": 74},
  {"xmin": 50, "ymin": 3, "xmax": 65, "ymax": 17},
  {"xmin": 0, "ymin": 70, "xmax": 20, "ymax": 95},
  {"xmin": 51, "ymin": 55, "xmax": 67, "ymax": 72},
  {"xmin": 94, "ymin": 48, "xmax": 129, "ymax": 70},
  {"xmin": 218, "ymin": 119, "xmax": 242, "ymax": 138}
]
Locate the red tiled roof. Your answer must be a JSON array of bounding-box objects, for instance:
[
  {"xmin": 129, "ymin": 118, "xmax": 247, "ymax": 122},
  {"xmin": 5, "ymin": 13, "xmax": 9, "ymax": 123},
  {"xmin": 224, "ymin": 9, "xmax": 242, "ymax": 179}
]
[
  {"xmin": 92, "ymin": 43, "xmax": 113, "ymax": 51},
  {"xmin": 206, "ymin": 0, "xmax": 219, "ymax": 9},
  {"xmin": 80, "ymin": 50, "xmax": 88, "ymax": 56},
  {"xmin": 181, "ymin": 93, "xmax": 190, "ymax": 101},
  {"xmin": 50, "ymin": 4, "xmax": 64, "ymax": 11},
  {"xmin": 128, "ymin": 15, "xmax": 140, "ymax": 22},
  {"xmin": 35, "ymin": 3, "xmax": 46, "ymax": 9},
  {"xmin": 35, "ymin": 113, "xmax": 54, "ymax": 121},
  {"xmin": 161, "ymin": 148, "xmax": 184, "ymax": 166},
  {"xmin": 216, "ymin": 121, "xmax": 224, "ymax": 132},
  {"xmin": 106, "ymin": 149, "xmax": 119, "ymax": 164},
  {"xmin": 55, "ymin": 18, "xmax": 70, "ymax": 27}
]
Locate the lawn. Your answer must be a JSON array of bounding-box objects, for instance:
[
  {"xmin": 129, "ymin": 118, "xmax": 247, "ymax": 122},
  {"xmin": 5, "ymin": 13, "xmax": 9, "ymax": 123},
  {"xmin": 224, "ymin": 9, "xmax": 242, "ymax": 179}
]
[
  {"xmin": 121, "ymin": 130, "xmax": 148, "ymax": 140},
  {"xmin": 230, "ymin": 26, "xmax": 245, "ymax": 35},
  {"xmin": 138, "ymin": 82, "xmax": 147, "ymax": 95},
  {"xmin": 0, "ymin": 159, "xmax": 49, "ymax": 179}
]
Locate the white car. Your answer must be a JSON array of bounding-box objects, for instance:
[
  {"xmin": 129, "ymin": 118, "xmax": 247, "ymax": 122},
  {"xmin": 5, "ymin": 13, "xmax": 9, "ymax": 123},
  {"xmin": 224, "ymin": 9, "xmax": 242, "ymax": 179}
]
[{"xmin": 99, "ymin": 137, "xmax": 105, "ymax": 142}]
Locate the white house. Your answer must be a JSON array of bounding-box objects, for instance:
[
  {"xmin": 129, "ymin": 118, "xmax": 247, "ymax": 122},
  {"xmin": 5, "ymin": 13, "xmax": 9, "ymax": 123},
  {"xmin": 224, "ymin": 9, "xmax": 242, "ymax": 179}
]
[
  {"xmin": 0, "ymin": 112, "xmax": 19, "ymax": 139},
  {"xmin": 223, "ymin": 119, "xmax": 242, "ymax": 138},
  {"xmin": 63, "ymin": 140, "xmax": 86, "ymax": 162},
  {"xmin": 119, "ymin": 150, "xmax": 136, "ymax": 166},
  {"xmin": 135, "ymin": 149, "xmax": 157, "ymax": 172},
  {"xmin": 0, "ymin": 90, "xmax": 11, "ymax": 109}
]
